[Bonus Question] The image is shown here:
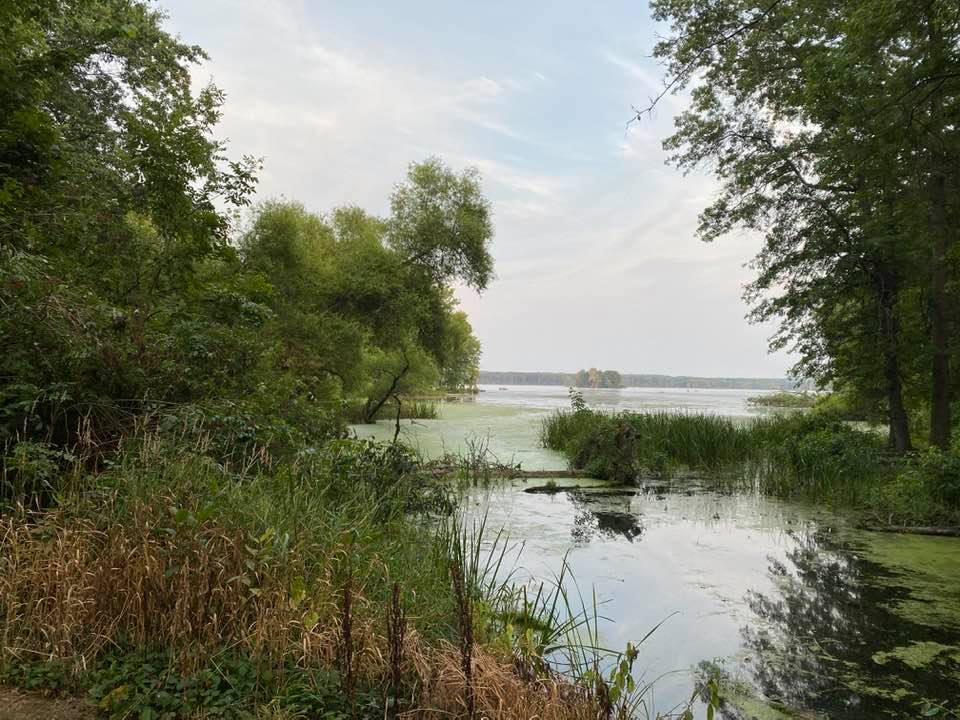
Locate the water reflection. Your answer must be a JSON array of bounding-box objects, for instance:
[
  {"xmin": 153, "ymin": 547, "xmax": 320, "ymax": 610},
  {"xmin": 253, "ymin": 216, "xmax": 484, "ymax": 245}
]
[
  {"xmin": 569, "ymin": 489, "xmax": 645, "ymax": 543},
  {"xmin": 740, "ymin": 529, "xmax": 960, "ymax": 718},
  {"xmin": 527, "ymin": 485, "xmax": 960, "ymax": 718}
]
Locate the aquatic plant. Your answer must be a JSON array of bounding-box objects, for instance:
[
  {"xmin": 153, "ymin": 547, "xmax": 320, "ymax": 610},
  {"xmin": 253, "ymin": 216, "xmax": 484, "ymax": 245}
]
[{"xmin": 539, "ymin": 401, "xmax": 960, "ymax": 524}]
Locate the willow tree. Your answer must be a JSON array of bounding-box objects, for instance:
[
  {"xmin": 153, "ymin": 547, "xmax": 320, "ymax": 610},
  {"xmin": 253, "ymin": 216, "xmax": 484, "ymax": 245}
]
[{"xmin": 238, "ymin": 158, "xmax": 494, "ymax": 425}]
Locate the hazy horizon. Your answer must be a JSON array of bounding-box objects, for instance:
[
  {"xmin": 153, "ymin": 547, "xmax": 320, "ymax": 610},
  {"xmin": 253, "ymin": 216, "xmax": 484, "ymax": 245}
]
[
  {"xmin": 477, "ymin": 368, "xmax": 794, "ymax": 378},
  {"xmin": 162, "ymin": 0, "xmax": 795, "ymax": 377}
]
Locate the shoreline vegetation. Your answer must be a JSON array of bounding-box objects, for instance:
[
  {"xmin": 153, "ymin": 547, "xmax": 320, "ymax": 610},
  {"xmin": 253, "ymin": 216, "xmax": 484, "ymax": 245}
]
[
  {"xmin": 541, "ymin": 391, "xmax": 960, "ymax": 529},
  {"xmin": 4, "ymin": 0, "xmax": 960, "ymax": 718},
  {"xmin": 4, "ymin": 428, "xmax": 708, "ymax": 719},
  {"xmin": 746, "ymin": 391, "xmax": 819, "ymax": 409}
]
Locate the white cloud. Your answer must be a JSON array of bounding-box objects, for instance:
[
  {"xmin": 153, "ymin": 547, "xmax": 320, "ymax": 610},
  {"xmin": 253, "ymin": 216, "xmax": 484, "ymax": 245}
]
[{"xmin": 463, "ymin": 76, "xmax": 503, "ymax": 99}]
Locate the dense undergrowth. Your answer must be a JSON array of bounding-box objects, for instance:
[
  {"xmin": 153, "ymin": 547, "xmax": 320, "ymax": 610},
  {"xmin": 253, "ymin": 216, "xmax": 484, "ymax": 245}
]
[
  {"xmin": 541, "ymin": 393, "xmax": 960, "ymax": 526},
  {"xmin": 1, "ymin": 419, "xmax": 711, "ymax": 719}
]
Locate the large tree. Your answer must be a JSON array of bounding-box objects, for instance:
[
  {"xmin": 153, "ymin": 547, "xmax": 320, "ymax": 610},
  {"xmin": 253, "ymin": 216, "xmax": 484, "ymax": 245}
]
[
  {"xmin": 644, "ymin": 0, "xmax": 960, "ymax": 450},
  {"xmin": 238, "ymin": 158, "xmax": 494, "ymax": 425}
]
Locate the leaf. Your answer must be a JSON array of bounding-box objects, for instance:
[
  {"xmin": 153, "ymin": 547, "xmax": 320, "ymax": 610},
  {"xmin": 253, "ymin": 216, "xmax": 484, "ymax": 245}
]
[
  {"xmin": 98, "ymin": 684, "xmax": 129, "ymax": 709},
  {"xmin": 289, "ymin": 575, "xmax": 306, "ymax": 609}
]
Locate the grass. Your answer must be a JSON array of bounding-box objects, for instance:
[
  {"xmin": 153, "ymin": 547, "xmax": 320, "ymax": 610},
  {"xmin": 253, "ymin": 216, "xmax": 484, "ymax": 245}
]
[
  {"xmin": 541, "ymin": 406, "xmax": 960, "ymax": 525},
  {"xmin": 0, "ymin": 422, "xmax": 710, "ymax": 719},
  {"xmin": 343, "ymin": 399, "xmax": 439, "ymax": 424}
]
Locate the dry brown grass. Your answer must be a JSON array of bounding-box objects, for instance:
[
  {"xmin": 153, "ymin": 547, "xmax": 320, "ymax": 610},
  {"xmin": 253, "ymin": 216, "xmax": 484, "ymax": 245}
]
[
  {"xmin": 0, "ymin": 511, "xmax": 361, "ymax": 669},
  {"xmin": 414, "ymin": 643, "xmax": 598, "ymax": 720},
  {"xmin": 0, "ymin": 512, "xmax": 605, "ymax": 720}
]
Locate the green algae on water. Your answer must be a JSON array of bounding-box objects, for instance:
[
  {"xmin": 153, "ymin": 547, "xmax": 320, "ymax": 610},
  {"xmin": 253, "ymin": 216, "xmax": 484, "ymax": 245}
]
[
  {"xmin": 872, "ymin": 641, "xmax": 960, "ymax": 670},
  {"xmin": 856, "ymin": 533, "xmax": 960, "ymax": 631}
]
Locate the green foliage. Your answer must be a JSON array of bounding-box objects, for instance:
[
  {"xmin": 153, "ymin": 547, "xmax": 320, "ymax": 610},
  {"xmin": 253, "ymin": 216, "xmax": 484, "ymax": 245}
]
[
  {"xmin": 572, "ymin": 369, "xmax": 623, "ymax": 389},
  {"xmin": 811, "ymin": 390, "xmax": 878, "ymax": 422},
  {"xmin": 875, "ymin": 446, "xmax": 960, "ymax": 521},
  {"xmin": 747, "ymin": 392, "xmax": 818, "ymax": 409},
  {"xmin": 1, "ymin": 649, "xmax": 361, "ymax": 720},
  {"xmin": 0, "ymin": 1, "xmax": 493, "ymax": 469},
  {"xmin": 648, "ymin": 0, "xmax": 960, "ymax": 451},
  {"xmin": 388, "ymin": 157, "xmax": 494, "ymax": 292},
  {"xmin": 544, "ymin": 402, "xmax": 960, "ymax": 522},
  {"xmin": 1, "ymin": 440, "xmax": 69, "ymax": 508},
  {"xmin": 539, "ymin": 394, "xmax": 960, "ymax": 522},
  {"xmin": 542, "ymin": 406, "xmax": 757, "ymax": 481}
]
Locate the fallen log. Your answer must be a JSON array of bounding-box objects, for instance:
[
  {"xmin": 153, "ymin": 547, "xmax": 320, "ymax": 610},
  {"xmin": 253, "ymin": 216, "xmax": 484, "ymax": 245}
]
[{"xmin": 425, "ymin": 466, "xmax": 593, "ymax": 480}]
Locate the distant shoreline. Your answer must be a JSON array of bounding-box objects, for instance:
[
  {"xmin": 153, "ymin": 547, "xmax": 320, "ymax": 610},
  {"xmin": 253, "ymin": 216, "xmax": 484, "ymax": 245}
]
[{"xmin": 478, "ymin": 370, "xmax": 807, "ymax": 391}]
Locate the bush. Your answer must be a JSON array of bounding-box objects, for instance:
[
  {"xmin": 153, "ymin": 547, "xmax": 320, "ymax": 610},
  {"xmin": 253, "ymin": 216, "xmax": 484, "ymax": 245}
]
[{"xmin": 877, "ymin": 446, "xmax": 960, "ymax": 518}]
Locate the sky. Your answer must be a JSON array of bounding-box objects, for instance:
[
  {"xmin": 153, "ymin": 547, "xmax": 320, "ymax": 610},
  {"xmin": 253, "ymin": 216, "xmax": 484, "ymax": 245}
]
[{"xmin": 161, "ymin": 0, "xmax": 794, "ymax": 378}]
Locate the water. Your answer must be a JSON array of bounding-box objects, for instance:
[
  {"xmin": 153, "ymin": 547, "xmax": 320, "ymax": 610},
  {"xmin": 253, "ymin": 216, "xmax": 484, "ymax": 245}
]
[{"xmin": 353, "ymin": 386, "xmax": 960, "ymax": 718}]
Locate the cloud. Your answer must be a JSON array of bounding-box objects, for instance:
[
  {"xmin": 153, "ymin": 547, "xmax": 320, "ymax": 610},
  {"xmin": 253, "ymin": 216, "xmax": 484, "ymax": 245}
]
[{"xmin": 463, "ymin": 76, "xmax": 503, "ymax": 99}]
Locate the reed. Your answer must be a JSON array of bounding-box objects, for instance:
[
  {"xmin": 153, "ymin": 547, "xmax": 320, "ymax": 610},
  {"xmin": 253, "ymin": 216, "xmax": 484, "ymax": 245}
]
[
  {"xmin": 541, "ymin": 407, "xmax": 892, "ymax": 507},
  {"xmin": 386, "ymin": 581, "xmax": 407, "ymax": 717}
]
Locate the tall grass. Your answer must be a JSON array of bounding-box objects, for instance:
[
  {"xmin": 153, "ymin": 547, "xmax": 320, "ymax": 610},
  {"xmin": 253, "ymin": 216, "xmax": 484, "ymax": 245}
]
[
  {"xmin": 1, "ymin": 427, "xmax": 707, "ymax": 718},
  {"xmin": 541, "ymin": 408, "xmax": 891, "ymax": 506},
  {"xmin": 343, "ymin": 399, "xmax": 439, "ymax": 424},
  {"xmin": 431, "ymin": 513, "xmax": 705, "ymax": 719}
]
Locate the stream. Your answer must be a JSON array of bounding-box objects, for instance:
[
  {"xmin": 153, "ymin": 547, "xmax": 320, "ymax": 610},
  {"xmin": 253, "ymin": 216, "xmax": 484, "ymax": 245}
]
[{"xmin": 353, "ymin": 385, "xmax": 960, "ymax": 719}]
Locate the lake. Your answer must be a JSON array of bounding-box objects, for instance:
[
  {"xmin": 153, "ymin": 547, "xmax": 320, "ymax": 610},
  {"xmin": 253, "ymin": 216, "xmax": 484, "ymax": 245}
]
[{"xmin": 354, "ymin": 385, "xmax": 960, "ymax": 719}]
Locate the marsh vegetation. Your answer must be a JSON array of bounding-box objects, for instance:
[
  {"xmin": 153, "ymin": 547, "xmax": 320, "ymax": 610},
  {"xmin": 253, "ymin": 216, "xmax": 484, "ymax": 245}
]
[
  {"xmin": 3, "ymin": 0, "xmax": 960, "ymax": 717},
  {"xmin": 542, "ymin": 393, "xmax": 960, "ymax": 527}
]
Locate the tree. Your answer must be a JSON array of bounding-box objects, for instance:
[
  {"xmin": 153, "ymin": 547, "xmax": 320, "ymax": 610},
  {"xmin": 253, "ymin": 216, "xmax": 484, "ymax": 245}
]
[
  {"xmin": 645, "ymin": 0, "xmax": 960, "ymax": 451},
  {"xmin": 0, "ymin": 0, "xmax": 259, "ymax": 445},
  {"xmin": 438, "ymin": 307, "xmax": 482, "ymax": 391},
  {"xmin": 600, "ymin": 370, "xmax": 623, "ymax": 389},
  {"xmin": 388, "ymin": 158, "xmax": 495, "ymax": 291},
  {"xmin": 237, "ymin": 163, "xmax": 492, "ymax": 425},
  {"xmin": 0, "ymin": 0, "xmax": 258, "ymax": 280}
]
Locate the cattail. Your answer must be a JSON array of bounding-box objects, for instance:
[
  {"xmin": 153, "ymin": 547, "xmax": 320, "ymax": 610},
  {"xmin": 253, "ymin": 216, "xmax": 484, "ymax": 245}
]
[
  {"xmin": 450, "ymin": 562, "xmax": 474, "ymax": 720},
  {"xmin": 387, "ymin": 581, "xmax": 407, "ymax": 717}
]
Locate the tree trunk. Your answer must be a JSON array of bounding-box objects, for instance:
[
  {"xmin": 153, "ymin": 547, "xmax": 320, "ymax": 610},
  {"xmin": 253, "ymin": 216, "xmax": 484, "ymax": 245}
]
[
  {"xmin": 363, "ymin": 358, "xmax": 410, "ymax": 424},
  {"xmin": 877, "ymin": 268, "xmax": 912, "ymax": 453},
  {"xmin": 926, "ymin": 12, "xmax": 953, "ymax": 450},
  {"xmin": 929, "ymin": 171, "xmax": 952, "ymax": 449}
]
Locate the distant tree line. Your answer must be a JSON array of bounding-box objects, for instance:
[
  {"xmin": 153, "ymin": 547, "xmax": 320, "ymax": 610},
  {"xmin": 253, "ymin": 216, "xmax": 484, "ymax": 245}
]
[{"xmin": 478, "ymin": 371, "xmax": 805, "ymax": 390}]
